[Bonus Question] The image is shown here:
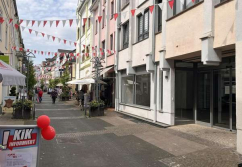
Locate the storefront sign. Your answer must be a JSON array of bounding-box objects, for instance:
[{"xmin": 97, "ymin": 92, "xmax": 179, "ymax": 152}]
[
  {"xmin": 0, "ymin": 125, "xmax": 41, "ymax": 167},
  {"xmin": 0, "ymin": 56, "xmax": 9, "ymax": 64}
]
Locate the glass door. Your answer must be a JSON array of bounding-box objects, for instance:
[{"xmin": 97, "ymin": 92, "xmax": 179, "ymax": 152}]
[
  {"xmin": 232, "ymin": 68, "xmax": 236, "ymax": 130},
  {"xmin": 197, "ymin": 72, "xmax": 211, "ymax": 123},
  {"xmin": 213, "ymin": 69, "xmax": 230, "ymax": 129}
]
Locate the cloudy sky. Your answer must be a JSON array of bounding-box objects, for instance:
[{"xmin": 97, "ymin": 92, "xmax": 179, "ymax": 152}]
[{"xmin": 16, "ymin": 0, "xmax": 78, "ymax": 65}]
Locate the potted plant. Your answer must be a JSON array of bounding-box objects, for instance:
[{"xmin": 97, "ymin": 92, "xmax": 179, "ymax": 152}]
[
  {"xmin": 89, "ymin": 100, "xmax": 105, "ymax": 117},
  {"xmin": 12, "ymin": 100, "xmax": 33, "ymax": 119},
  {"xmin": 23, "ymin": 100, "xmax": 33, "ymax": 119},
  {"xmin": 12, "ymin": 100, "xmax": 23, "ymax": 119}
]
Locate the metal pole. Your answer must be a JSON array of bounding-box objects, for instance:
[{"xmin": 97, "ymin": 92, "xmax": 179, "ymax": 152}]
[{"xmin": 27, "ymin": 57, "xmax": 30, "ymax": 95}]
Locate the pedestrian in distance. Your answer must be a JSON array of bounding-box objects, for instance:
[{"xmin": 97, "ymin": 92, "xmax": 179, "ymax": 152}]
[
  {"xmin": 38, "ymin": 89, "xmax": 43, "ymax": 103},
  {"xmin": 51, "ymin": 89, "xmax": 58, "ymax": 104}
]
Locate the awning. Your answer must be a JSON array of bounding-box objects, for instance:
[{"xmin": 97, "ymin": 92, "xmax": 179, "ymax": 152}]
[
  {"xmin": 100, "ymin": 66, "xmax": 114, "ymax": 76},
  {"xmin": 0, "ymin": 60, "xmax": 26, "ymax": 86},
  {"xmin": 67, "ymin": 78, "xmax": 106, "ymax": 85}
]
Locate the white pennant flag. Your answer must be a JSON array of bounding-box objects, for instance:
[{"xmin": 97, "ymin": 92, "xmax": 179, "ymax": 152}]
[
  {"xmin": 21, "ymin": 26, "xmax": 25, "ymax": 31},
  {"xmin": 180, "ymin": 0, "xmax": 185, "ymax": 5},
  {"xmin": 49, "ymin": 21, "xmax": 53, "ymax": 27},
  {"xmin": 76, "ymin": 19, "xmax": 79, "ymax": 25},
  {"xmin": 158, "ymin": 3, "xmax": 164, "ymax": 10},
  {"xmin": 47, "ymin": 35, "xmax": 50, "ymax": 40},
  {"xmin": 122, "ymin": 12, "xmax": 127, "ymax": 19},
  {"xmin": 51, "ymin": 52, "xmax": 54, "ymax": 56},
  {"xmin": 90, "ymin": 17, "xmax": 94, "ymax": 24},
  {"xmin": 35, "ymin": 31, "xmax": 38, "ymax": 36},
  {"xmin": 38, "ymin": 51, "xmax": 40, "ymax": 54},
  {"xmin": 69, "ymin": 41, "xmax": 72, "ymax": 45},
  {"xmin": 26, "ymin": 20, "xmax": 30, "ymax": 26},
  {"xmin": 37, "ymin": 21, "xmax": 41, "ymax": 27},
  {"xmin": 58, "ymin": 38, "xmax": 61, "ymax": 43},
  {"xmin": 62, "ymin": 20, "xmax": 66, "ymax": 27}
]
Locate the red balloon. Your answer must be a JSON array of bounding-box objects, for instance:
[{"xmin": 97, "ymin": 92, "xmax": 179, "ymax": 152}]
[
  {"xmin": 41, "ymin": 126, "xmax": 56, "ymax": 140},
  {"xmin": 37, "ymin": 115, "xmax": 50, "ymax": 129}
]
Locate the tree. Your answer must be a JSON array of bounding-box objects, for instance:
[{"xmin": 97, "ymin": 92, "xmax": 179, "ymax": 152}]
[
  {"xmin": 49, "ymin": 78, "xmax": 60, "ymax": 89},
  {"xmin": 40, "ymin": 79, "xmax": 44, "ymax": 90},
  {"xmin": 60, "ymin": 65, "xmax": 70, "ymax": 98},
  {"xmin": 27, "ymin": 61, "xmax": 37, "ymax": 92}
]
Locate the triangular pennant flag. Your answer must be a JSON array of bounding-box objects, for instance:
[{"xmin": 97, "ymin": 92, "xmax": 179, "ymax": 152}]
[
  {"xmin": 41, "ymin": 33, "xmax": 45, "ymax": 37},
  {"xmin": 19, "ymin": 20, "xmax": 24, "ymax": 25},
  {"xmin": 0, "ymin": 17, "xmax": 4, "ymax": 24},
  {"xmin": 83, "ymin": 18, "xmax": 87, "ymax": 25},
  {"xmin": 19, "ymin": 48, "xmax": 23, "ymax": 51},
  {"xmin": 48, "ymin": 52, "xmax": 50, "ymax": 55},
  {"xmin": 114, "ymin": 13, "xmax": 118, "ymax": 21},
  {"xmin": 62, "ymin": 20, "xmax": 66, "ymax": 27},
  {"xmin": 37, "ymin": 21, "xmax": 41, "ymax": 27},
  {"xmin": 158, "ymin": 3, "xmax": 164, "ymax": 10},
  {"xmin": 27, "ymin": 49, "xmax": 29, "ymax": 52},
  {"xmin": 69, "ymin": 41, "xmax": 72, "ymax": 45},
  {"xmin": 41, "ymin": 51, "xmax": 43, "ymax": 55},
  {"xmin": 168, "ymin": 0, "xmax": 175, "ymax": 9},
  {"xmin": 69, "ymin": 19, "xmax": 73, "ymax": 27},
  {"xmin": 74, "ymin": 42, "xmax": 77, "ymax": 47},
  {"xmin": 64, "ymin": 39, "xmax": 67, "ymax": 44},
  {"xmin": 35, "ymin": 31, "xmax": 38, "ymax": 36},
  {"xmin": 43, "ymin": 20, "xmax": 47, "ymax": 27},
  {"xmin": 100, "ymin": 48, "xmax": 102, "ymax": 52},
  {"xmin": 34, "ymin": 50, "xmax": 36, "ymax": 54},
  {"xmin": 149, "ymin": 5, "xmax": 154, "ymax": 14},
  {"xmin": 47, "ymin": 35, "xmax": 50, "ymax": 40},
  {"xmin": 122, "ymin": 12, "xmax": 127, "ymax": 19},
  {"xmin": 131, "ymin": 9, "xmax": 136, "ymax": 16},
  {"xmin": 192, "ymin": 0, "xmax": 195, "ymax": 2},
  {"xmin": 49, "ymin": 21, "xmax": 53, "ymax": 27},
  {"xmin": 58, "ymin": 38, "xmax": 61, "ymax": 43},
  {"xmin": 29, "ymin": 29, "xmax": 33, "ymax": 34},
  {"xmin": 38, "ymin": 51, "xmax": 40, "ymax": 54},
  {"xmin": 98, "ymin": 16, "xmax": 102, "ymax": 23},
  {"xmin": 83, "ymin": 44, "xmax": 86, "ymax": 48},
  {"xmin": 56, "ymin": 20, "xmax": 60, "ymax": 27},
  {"xmin": 26, "ymin": 20, "xmax": 30, "ymax": 26},
  {"xmin": 32, "ymin": 20, "xmax": 35, "ymax": 26},
  {"xmin": 9, "ymin": 18, "xmax": 13, "ymax": 24},
  {"xmin": 21, "ymin": 26, "xmax": 25, "ymax": 31},
  {"xmin": 76, "ymin": 19, "xmax": 79, "ymax": 25}
]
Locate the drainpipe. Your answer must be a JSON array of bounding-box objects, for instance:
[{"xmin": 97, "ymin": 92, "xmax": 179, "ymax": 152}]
[
  {"xmin": 152, "ymin": 0, "xmax": 157, "ymax": 123},
  {"xmin": 115, "ymin": 0, "xmax": 121, "ymax": 111}
]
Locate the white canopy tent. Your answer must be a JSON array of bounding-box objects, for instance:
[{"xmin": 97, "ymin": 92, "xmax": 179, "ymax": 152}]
[
  {"xmin": 67, "ymin": 78, "xmax": 106, "ymax": 85},
  {"xmin": 0, "ymin": 60, "xmax": 26, "ymax": 86}
]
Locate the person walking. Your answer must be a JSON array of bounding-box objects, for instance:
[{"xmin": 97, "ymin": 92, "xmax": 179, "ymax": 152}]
[
  {"xmin": 51, "ymin": 89, "xmax": 58, "ymax": 104},
  {"xmin": 38, "ymin": 89, "xmax": 43, "ymax": 103}
]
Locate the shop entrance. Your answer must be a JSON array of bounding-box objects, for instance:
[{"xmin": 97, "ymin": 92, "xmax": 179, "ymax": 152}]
[{"xmin": 175, "ymin": 56, "xmax": 236, "ymax": 130}]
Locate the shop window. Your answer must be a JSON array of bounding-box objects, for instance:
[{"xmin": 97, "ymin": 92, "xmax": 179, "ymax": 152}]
[{"xmin": 121, "ymin": 76, "xmax": 134, "ymax": 104}]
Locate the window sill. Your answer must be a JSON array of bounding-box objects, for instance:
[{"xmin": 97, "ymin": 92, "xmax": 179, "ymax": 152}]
[
  {"xmin": 133, "ymin": 37, "xmax": 149, "ymax": 46},
  {"xmin": 107, "ymin": 53, "xmax": 114, "ymax": 57},
  {"xmin": 155, "ymin": 31, "xmax": 162, "ymax": 35},
  {"xmin": 136, "ymin": 0, "xmax": 149, "ymax": 9},
  {"xmin": 110, "ymin": 17, "xmax": 113, "ymax": 20},
  {"xmin": 167, "ymin": 1, "xmax": 204, "ymax": 22},
  {"xmin": 119, "ymin": 103, "xmax": 151, "ymax": 111},
  {"xmin": 215, "ymin": 0, "xmax": 233, "ymax": 8},
  {"xmin": 121, "ymin": 2, "xmax": 129, "ymax": 11},
  {"xmin": 119, "ymin": 47, "xmax": 128, "ymax": 52}
]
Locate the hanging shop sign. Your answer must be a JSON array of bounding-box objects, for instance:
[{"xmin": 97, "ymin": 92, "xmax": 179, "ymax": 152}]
[{"xmin": 0, "ymin": 125, "xmax": 41, "ymax": 167}]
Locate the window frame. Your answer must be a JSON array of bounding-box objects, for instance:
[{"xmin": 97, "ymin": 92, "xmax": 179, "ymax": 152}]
[
  {"xmin": 110, "ymin": 34, "xmax": 113, "ymax": 51},
  {"xmin": 102, "ymin": 9, "xmax": 105, "ymax": 29},
  {"xmin": 102, "ymin": 40, "xmax": 105, "ymax": 57},
  {"xmin": 95, "ymin": 20, "xmax": 98, "ymax": 34},
  {"xmin": 137, "ymin": 9, "xmax": 149, "ymax": 42},
  {"xmin": 5, "ymin": 24, "xmax": 8, "ymax": 49},
  {"xmin": 170, "ymin": 0, "xmax": 201, "ymax": 17},
  {"xmin": 122, "ymin": 21, "xmax": 129, "ymax": 49},
  {"xmin": 111, "ymin": 1, "xmax": 114, "ymax": 19}
]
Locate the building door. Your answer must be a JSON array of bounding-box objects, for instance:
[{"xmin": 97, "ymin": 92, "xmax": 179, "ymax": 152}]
[{"xmin": 197, "ymin": 71, "xmax": 211, "ymax": 124}]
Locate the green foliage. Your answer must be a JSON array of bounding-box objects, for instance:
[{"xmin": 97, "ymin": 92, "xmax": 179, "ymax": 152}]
[
  {"xmin": 27, "ymin": 61, "xmax": 37, "ymax": 91},
  {"xmin": 13, "ymin": 100, "xmax": 33, "ymax": 110},
  {"xmin": 60, "ymin": 65, "xmax": 70, "ymax": 96},
  {"xmin": 9, "ymin": 87, "xmax": 16, "ymax": 96},
  {"xmin": 89, "ymin": 100, "xmax": 105, "ymax": 108},
  {"xmin": 49, "ymin": 78, "xmax": 60, "ymax": 89}
]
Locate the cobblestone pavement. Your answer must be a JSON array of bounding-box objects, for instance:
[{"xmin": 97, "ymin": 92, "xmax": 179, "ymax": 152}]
[
  {"xmin": 0, "ymin": 108, "xmax": 24, "ymax": 125},
  {"xmin": 31, "ymin": 93, "xmax": 242, "ymax": 167}
]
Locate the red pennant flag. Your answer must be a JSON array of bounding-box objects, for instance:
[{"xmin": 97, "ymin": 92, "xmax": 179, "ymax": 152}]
[
  {"xmin": 14, "ymin": 24, "xmax": 19, "ymax": 30},
  {"xmin": 101, "ymin": 52, "xmax": 104, "ymax": 56},
  {"xmin": 69, "ymin": 19, "xmax": 73, "ymax": 27},
  {"xmin": 29, "ymin": 29, "xmax": 32, "ymax": 34},
  {"xmin": 100, "ymin": 48, "xmax": 102, "ymax": 52},
  {"xmin": 98, "ymin": 16, "xmax": 102, "ymax": 23},
  {"xmin": 83, "ymin": 18, "xmax": 87, "ymax": 25},
  {"xmin": 27, "ymin": 49, "xmax": 29, "ymax": 52},
  {"xmin": 114, "ymin": 13, "xmax": 118, "ymax": 21},
  {"xmin": 131, "ymin": 9, "xmax": 136, "ymax": 16},
  {"xmin": 83, "ymin": 45, "xmax": 86, "ymax": 48},
  {"xmin": 43, "ymin": 21, "xmax": 47, "ymax": 27},
  {"xmin": 55, "ymin": 53, "xmax": 57, "ymax": 56},
  {"xmin": 41, "ymin": 33, "xmax": 45, "ymax": 37},
  {"xmin": 93, "ymin": 53, "xmax": 96, "ymax": 57},
  {"xmin": 48, "ymin": 52, "xmax": 50, "ymax": 55},
  {"xmin": 74, "ymin": 42, "xmax": 77, "ymax": 47},
  {"xmin": 168, "ymin": 0, "xmax": 175, "ymax": 9},
  {"xmin": 92, "ymin": 47, "xmax": 95, "ymax": 50},
  {"xmin": 56, "ymin": 20, "xmax": 60, "ymax": 27},
  {"xmin": 12, "ymin": 46, "xmax": 16, "ymax": 50},
  {"xmin": 77, "ymin": 53, "xmax": 80, "ymax": 57},
  {"xmin": 192, "ymin": 0, "xmax": 195, "ymax": 2},
  {"xmin": 0, "ymin": 17, "xmax": 4, "ymax": 24},
  {"xmin": 19, "ymin": 20, "xmax": 24, "ymax": 25},
  {"xmin": 64, "ymin": 40, "xmax": 66, "ymax": 44},
  {"xmin": 9, "ymin": 19, "xmax": 13, "ymax": 24},
  {"xmin": 41, "ymin": 51, "xmax": 43, "ymax": 55},
  {"xmin": 32, "ymin": 20, "xmax": 35, "ymax": 26},
  {"xmin": 52, "ymin": 36, "xmax": 55, "ymax": 41},
  {"xmin": 86, "ymin": 53, "xmax": 89, "ymax": 57},
  {"xmin": 19, "ymin": 48, "xmax": 23, "ymax": 51},
  {"xmin": 149, "ymin": 5, "xmax": 154, "ymax": 14},
  {"xmin": 34, "ymin": 50, "xmax": 36, "ymax": 54}
]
